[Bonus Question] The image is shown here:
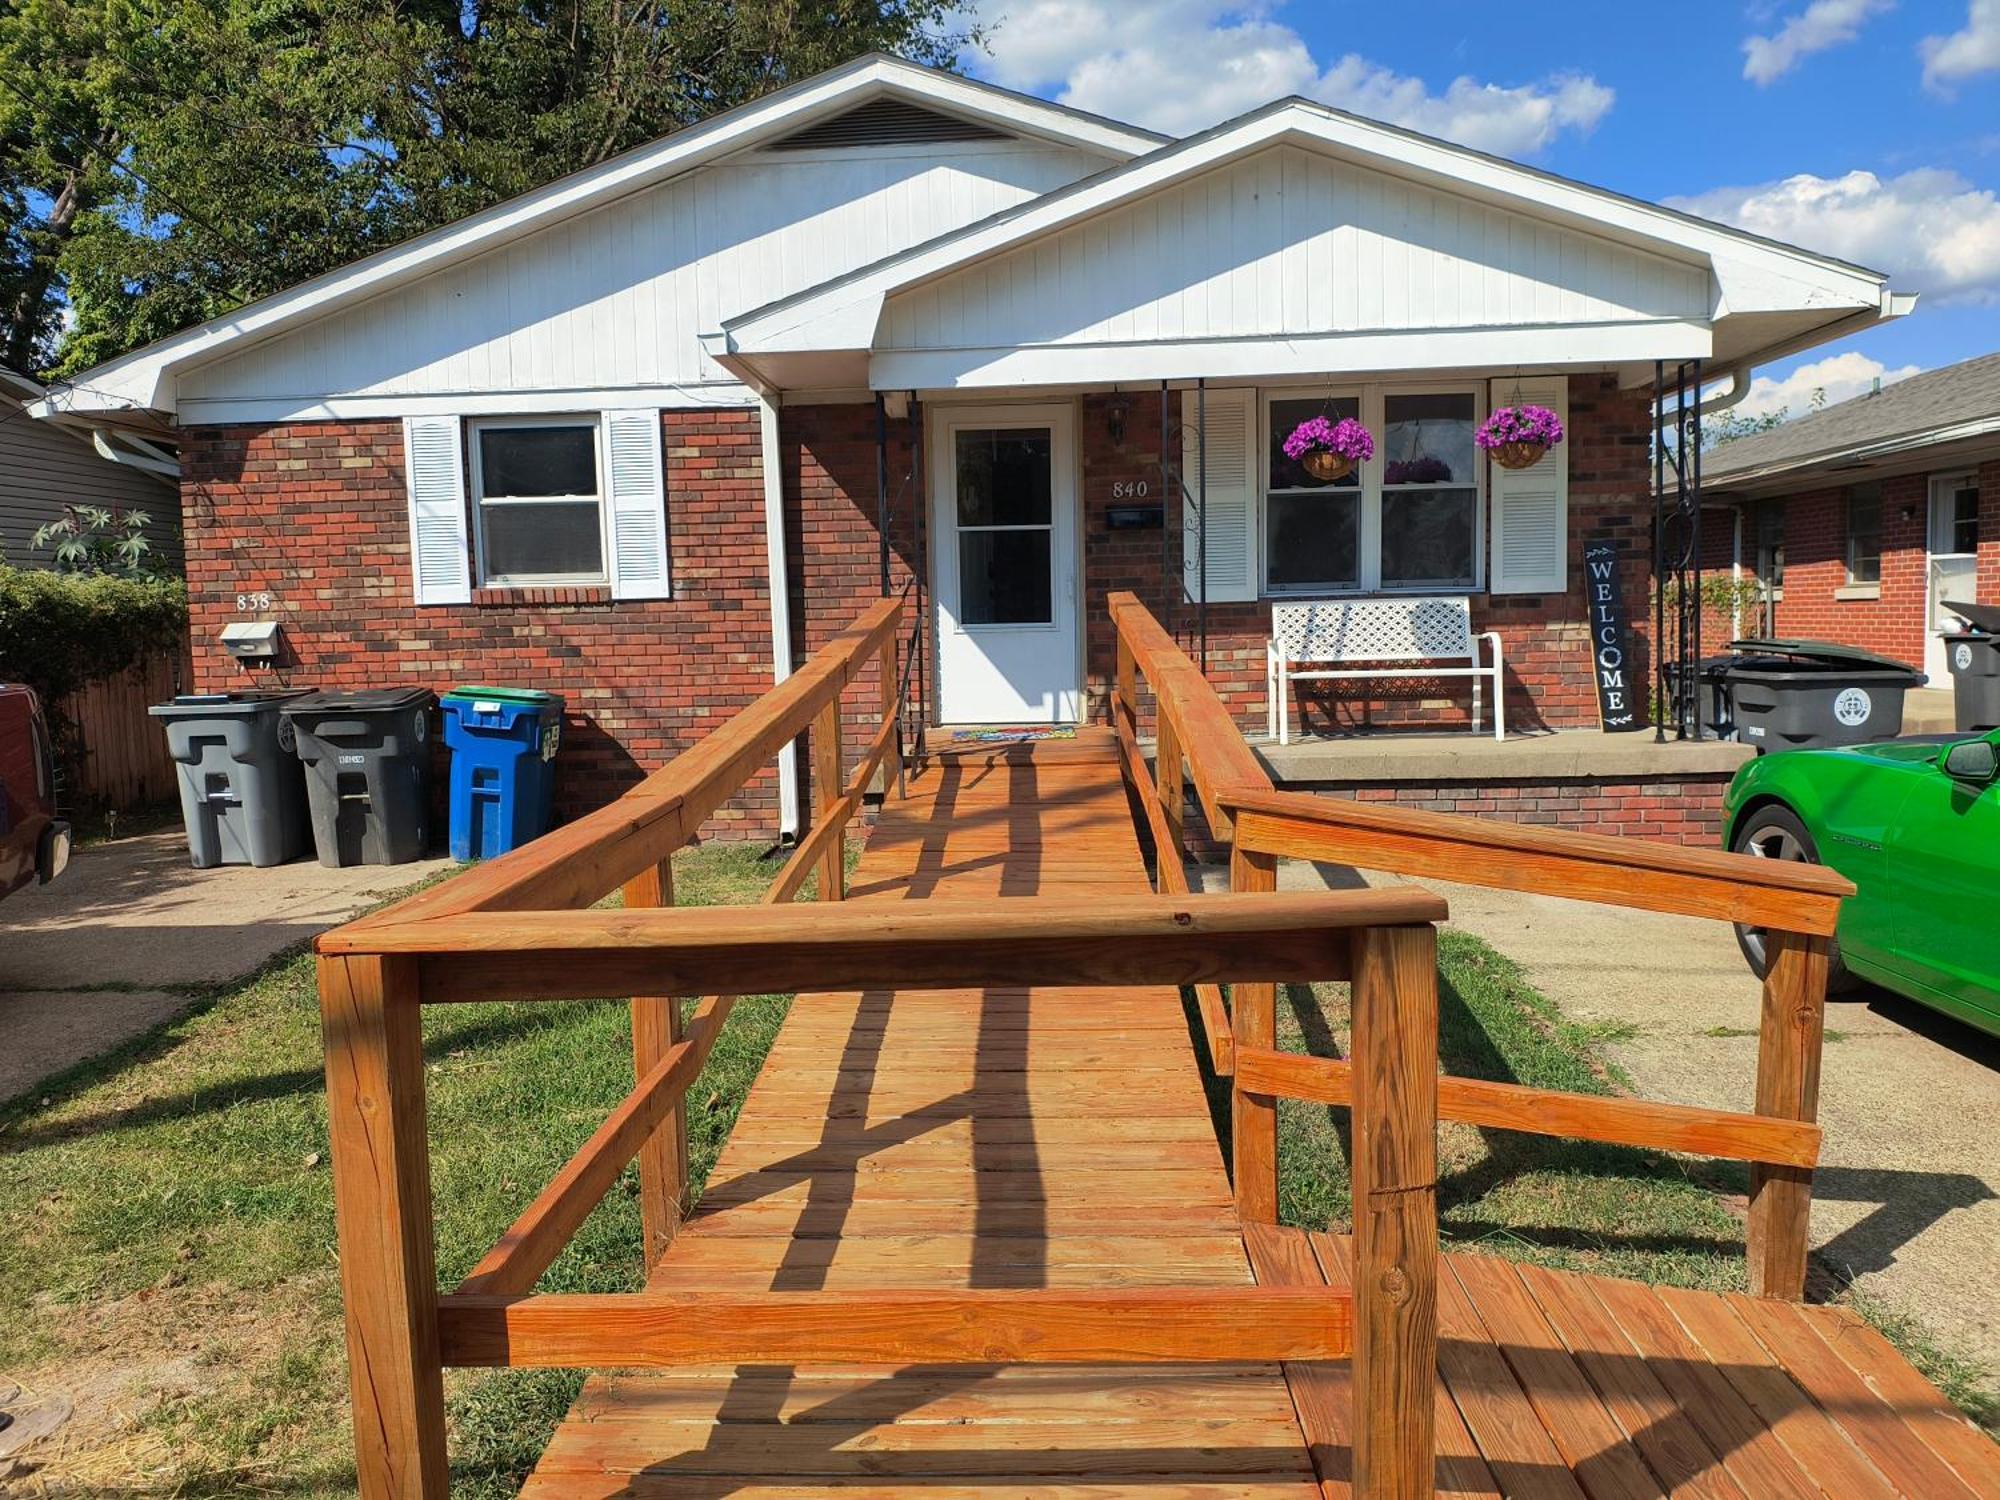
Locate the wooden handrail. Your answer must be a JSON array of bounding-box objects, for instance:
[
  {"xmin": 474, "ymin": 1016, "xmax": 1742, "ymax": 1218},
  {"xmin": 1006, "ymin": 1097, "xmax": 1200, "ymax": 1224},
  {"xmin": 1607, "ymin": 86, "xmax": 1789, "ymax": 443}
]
[
  {"xmin": 322, "ymin": 889, "xmax": 1444, "ymax": 1002},
  {"xmin": 435, "ymin": 1286, "xmax": 1355, "ymax": 1367},
  {"xmin": 1224, "ymin": 785, "xmax": 1850, "ymax": 936},
  {"xmin": 349, "ymin": 596, "xmax": 903, "ymax": 924},
  {"xmin": 1107, "ymin": 591, "xmax": 1846, "ymax": 1306},
  {"xmin": 1235, "ymin": 1047, "xmax": 1822, "ymax": 1169}
]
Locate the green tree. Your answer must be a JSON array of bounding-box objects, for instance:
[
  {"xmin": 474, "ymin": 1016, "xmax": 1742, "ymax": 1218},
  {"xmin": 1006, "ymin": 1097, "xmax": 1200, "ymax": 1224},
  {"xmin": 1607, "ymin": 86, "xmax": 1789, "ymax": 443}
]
[{"xmin": 0, "ymin": 0, "xmax": 975, "ymax": 375}]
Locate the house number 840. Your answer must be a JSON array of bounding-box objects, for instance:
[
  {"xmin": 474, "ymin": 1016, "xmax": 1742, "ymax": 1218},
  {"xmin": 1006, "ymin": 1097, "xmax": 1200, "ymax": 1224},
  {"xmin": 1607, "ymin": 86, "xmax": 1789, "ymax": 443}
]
[{"xmin": 1110, "ymin": 480, "xmax": 1150, "ymax": 499}]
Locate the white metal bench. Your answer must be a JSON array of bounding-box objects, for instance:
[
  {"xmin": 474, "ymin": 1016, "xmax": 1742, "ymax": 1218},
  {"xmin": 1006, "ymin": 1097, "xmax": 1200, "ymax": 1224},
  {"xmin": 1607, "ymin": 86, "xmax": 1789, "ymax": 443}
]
[{"xmin": 1266, "ymin": 598, "xmax": 1504, "ymax": 744}]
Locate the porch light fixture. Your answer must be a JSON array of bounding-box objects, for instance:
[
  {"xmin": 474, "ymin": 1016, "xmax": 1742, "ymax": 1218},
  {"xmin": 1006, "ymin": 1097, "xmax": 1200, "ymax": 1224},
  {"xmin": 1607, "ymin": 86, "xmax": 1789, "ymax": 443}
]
[{"xmin": 1104, "ymin": 393, "xmax": 1131, "ymax": 447}]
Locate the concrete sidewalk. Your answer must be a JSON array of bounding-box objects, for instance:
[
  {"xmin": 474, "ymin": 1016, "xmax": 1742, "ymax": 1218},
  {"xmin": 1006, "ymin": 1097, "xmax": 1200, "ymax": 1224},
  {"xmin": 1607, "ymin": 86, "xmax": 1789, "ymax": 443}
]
[{"xmin": 0, "ymin": 831, "xmax": 452, "ymax": 1102}]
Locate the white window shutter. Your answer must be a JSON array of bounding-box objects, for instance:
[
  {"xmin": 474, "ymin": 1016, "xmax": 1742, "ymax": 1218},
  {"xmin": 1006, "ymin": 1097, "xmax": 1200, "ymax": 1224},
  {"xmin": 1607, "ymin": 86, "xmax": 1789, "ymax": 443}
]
[
  {"xmin": 403, "ymin": 415, "xmax": 471, "ymax": 605},
  {"xmin": 1488, "ymin": 377, "xmax": 1570, "ymax": 596},
  {"xmin": 604, "ymin": 409, "xmax": 670, "ymax": 600},
  {"xmin": 1181, "ymin": 387, "xmax": 1258, "ymax": 603}
]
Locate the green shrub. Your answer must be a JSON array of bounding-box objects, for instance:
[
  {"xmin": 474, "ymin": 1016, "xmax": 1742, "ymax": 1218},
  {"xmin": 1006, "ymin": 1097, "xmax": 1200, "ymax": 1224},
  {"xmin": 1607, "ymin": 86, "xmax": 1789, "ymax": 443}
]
[{"xmin": 0, "ymin": 567, "xmax": 188, "ymax": 772}]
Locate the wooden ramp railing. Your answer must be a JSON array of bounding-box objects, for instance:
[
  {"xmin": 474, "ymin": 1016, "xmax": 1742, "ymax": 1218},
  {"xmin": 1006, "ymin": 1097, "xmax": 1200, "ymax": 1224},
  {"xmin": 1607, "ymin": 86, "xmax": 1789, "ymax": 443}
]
[
  {"xmin": 317, "ymin": 596, "xmax": 1449, "ymax": 1500},
  {"xmin": 1109, "ymin": 589, "xmax": 1850, "ymax": 1302}
]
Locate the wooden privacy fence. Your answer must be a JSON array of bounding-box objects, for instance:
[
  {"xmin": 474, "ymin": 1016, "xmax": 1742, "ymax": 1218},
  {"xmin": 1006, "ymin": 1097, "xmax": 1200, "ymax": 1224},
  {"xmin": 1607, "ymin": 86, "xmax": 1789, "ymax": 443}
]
[
  {"xmin": 57, "ymin": 636, "xmax": 186, "ymax": 809},
  {"xmin": 1109, "ymin": 588, "xmax": 1851, "ymax": 1303},
  {"xmin": 314, "ymin": 593, "xmax": 1451, "ymax": 1500}
]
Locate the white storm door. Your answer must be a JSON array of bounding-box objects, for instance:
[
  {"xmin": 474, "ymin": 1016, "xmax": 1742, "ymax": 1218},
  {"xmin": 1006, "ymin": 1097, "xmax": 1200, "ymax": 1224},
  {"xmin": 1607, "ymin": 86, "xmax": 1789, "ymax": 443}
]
[
  {"xmin": 1927, "ymin": 474, "xmax": 1979, "ymax": 682},
  {"xmin": 931, "ymin": 406, "xmax": 1081, "ymax": 724}
]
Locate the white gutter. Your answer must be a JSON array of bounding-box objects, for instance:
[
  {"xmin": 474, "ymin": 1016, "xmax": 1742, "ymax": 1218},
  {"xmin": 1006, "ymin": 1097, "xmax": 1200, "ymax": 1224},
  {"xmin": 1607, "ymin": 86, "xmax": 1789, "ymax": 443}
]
[
  {"xmin": 1707, "ymin": 413, "xmax": 2000, "ymax": 492},
  {"xmin": 757, "ymin": 391, "xmax": 802, "ymax": 841}
]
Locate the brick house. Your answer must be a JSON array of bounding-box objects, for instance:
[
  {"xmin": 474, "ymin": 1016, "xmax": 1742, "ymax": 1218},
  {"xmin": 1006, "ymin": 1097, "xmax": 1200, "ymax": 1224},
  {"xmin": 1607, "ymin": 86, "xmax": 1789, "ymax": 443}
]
[
  {"xmin": 1704, "ymin": 354, "xmax": 2000, "ymax": 686},
  {"xmin": 33, "ymin": 55, "xmax": 1907, "ymax": 840}
]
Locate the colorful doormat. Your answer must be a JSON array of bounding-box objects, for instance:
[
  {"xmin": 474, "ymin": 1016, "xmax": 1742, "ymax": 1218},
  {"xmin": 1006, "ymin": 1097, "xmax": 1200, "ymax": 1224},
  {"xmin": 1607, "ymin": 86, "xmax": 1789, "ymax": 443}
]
[{"xmin": 943, "ymin": 725, "xmax": 1079, "ymax": 743}]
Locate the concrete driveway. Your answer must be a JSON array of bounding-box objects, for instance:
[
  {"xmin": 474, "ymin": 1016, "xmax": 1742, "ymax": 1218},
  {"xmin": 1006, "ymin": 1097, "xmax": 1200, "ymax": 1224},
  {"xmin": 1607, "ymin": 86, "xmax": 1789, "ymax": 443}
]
[
  {"xmin": 0, "ymin": 831, "xmax": 452, "ymax": 1102},
  {"xmin": 1276, "ymin": 858, "xmax": 2000, "ymax": 1372}
]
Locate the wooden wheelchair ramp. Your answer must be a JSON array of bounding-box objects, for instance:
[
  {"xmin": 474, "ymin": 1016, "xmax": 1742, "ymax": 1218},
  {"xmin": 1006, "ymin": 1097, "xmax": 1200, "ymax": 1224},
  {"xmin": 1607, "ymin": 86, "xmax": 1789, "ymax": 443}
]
[
  {"xmin": 519, "ymin": 729, "xmax": 2000, "ymax": 1498},
  {"xmin": 525, "ymin": 728, "xmax": 1318, "ymax": 1495}
]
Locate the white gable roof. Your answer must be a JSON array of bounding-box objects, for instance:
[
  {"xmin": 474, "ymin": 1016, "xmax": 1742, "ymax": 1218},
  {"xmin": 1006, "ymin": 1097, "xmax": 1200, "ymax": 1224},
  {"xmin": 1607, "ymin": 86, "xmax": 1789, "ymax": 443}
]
[
  {"xmin": 35, "ymin": 55, "xmax": 1164, "ymax": 421},
  {"xmin": 714, "ymin": 97, "xmax": 1902, "ymax": 392}
]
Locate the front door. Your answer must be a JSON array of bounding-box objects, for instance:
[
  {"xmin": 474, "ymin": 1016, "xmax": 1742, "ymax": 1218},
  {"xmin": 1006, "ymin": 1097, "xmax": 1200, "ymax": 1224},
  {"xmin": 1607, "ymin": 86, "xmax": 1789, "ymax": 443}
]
[
  {"xmin": 1926, "ymin": 473, "xmax": 1979, "ymax": 682},
  {"xmin": 931, "ymin": 406, "xmax": 1081, "ymax": 724}
]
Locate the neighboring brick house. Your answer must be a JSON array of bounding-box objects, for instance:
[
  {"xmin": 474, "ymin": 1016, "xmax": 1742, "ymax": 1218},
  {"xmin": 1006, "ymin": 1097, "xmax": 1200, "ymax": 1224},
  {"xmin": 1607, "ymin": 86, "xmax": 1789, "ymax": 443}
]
[
  {"xmin": 1705, "ymin": 353, "xmax": 2000, "ymax": 684},
  {"xmin": 33, "ymin": 55, "xmax": 1907, "ymax": 839}
]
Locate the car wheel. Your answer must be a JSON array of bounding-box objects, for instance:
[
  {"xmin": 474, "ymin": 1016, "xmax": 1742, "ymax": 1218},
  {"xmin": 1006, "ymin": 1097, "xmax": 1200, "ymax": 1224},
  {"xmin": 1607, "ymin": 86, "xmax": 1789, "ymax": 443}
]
[{"xmin": 1730, "ymin": 804, "xmax": 1856, "ymax": 993}]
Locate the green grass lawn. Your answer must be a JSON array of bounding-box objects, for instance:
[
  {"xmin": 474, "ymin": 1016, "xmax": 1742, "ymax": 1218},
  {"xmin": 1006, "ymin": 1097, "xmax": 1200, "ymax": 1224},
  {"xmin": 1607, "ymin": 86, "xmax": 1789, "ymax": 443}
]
[
  {"xmin": 0, "ymin": 842, "xmax": 802, "ymax": 1498},
  {"xmin": 2, "ymin": 847, "xmax": 1991, "ymax": 1497}
]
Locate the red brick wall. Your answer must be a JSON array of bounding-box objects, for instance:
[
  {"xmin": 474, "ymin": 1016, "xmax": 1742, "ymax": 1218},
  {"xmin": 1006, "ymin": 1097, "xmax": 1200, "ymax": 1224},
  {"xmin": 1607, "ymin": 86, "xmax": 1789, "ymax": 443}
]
[
  {"xmin": 182, "ymin": 412, "xmax": 788, "ymax": 831},
  {"xmin": 1335, "ymin": 774, "xmax": 1731, "ymax": 846},
  {"xmin": 1739, "ymin": 464, "xmax": 1996, "ymax": 671},
  {"xmin": 1076, "ymin": 373, "xmax": 1659, "ymax": 734}
]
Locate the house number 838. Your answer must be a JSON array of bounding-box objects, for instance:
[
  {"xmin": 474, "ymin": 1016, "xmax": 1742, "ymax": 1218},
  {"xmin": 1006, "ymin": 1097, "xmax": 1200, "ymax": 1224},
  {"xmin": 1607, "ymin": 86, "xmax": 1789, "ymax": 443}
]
[{"xmin": 236, "ymin": 591, "xmax": 275, "ymax": 611}]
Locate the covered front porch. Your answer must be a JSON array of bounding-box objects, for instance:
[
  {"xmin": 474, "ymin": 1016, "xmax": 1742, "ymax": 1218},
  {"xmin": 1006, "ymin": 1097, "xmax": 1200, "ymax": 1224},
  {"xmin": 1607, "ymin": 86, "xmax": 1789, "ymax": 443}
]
[{"xmin": 719, "ymin": 96, "xmax": 1903, "ymax": 769}]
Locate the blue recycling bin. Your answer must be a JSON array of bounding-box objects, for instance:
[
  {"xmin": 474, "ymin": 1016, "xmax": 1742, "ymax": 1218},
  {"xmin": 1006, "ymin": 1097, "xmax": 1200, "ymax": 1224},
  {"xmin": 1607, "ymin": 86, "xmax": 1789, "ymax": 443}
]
[{"xmin": 441, "ymin": 687, "xmax": 565, "ymax": 861}]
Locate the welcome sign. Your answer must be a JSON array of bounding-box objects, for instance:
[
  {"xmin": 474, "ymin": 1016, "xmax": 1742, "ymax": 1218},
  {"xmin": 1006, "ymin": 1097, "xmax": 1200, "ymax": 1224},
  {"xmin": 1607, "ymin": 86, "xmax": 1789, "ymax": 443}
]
[{"xmin": 1584, "ymin": 540, "xmax": 1644, "ymax": 732}]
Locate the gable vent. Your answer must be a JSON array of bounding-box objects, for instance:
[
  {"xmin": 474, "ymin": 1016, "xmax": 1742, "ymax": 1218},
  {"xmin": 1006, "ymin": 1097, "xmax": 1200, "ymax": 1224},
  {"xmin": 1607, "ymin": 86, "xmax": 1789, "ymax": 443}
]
[{"xmin": 769, "ymin": 99, "xmax": 1013, "ymax": 151}]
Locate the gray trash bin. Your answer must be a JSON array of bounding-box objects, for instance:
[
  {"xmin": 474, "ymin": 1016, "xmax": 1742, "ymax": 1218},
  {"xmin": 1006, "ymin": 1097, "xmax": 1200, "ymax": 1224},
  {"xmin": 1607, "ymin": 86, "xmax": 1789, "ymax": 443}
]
[
  {"xmin": 1720, "ymin": 638, "xmax": 1926, "ymax": 753},
  {"xmin": 149, "ymin": 691, "xmax": 311, "ymax": 867},
  {"xmin": 1941, "ymin": 601, "xmax": 2000, "ymax": 733},
  {"xmin": 282, "ymin": 688, "xmax": 436, "ymax": 866}
]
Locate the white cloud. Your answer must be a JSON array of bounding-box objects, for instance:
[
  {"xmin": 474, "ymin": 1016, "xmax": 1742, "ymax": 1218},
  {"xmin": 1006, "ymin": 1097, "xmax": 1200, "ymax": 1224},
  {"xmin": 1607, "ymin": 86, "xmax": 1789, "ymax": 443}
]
[
  {"xmin": 1922, "ymin": 0, "xmax": 2000, "ymax": 88},
  {"xmin": 1741, "ymin": 0, "xmax": 1892, "ymax": 85},
  {"xmin": 1734, "ymin": 351, "xmax": 1922, "ymax": 420},
  {"xmin": 967, "ymin": 0, "xmax": 1613, "ymax": 152},
  {"xmin": 1669, "ymin": 168, "xmax": 2000, "ymax": 303}
]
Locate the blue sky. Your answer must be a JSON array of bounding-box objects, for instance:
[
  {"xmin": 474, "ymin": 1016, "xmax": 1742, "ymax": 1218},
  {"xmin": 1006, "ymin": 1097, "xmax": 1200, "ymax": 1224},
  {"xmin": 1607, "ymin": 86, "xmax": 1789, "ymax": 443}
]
[{"xmin": 961, "ymin": 0, "xmax": 2000, "ymax": 416}]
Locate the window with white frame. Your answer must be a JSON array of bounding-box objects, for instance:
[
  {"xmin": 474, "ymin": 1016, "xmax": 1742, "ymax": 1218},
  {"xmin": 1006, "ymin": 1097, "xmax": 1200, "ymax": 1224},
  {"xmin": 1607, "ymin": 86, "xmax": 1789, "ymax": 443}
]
[
  {"xmin": 470, "ymin": 418, "xmax": 607, "ymax": 585},
  {"xmin": 1262, "ymin": 385, "xmax": 1483, "ymax": 595}
]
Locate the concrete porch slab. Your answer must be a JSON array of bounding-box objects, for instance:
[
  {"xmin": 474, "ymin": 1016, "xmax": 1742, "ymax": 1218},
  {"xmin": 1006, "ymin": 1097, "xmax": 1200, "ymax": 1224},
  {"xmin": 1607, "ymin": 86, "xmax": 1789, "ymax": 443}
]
[{"xmin": 1256, "ymin": 727, "xmax": 1755, "ymax": 785}]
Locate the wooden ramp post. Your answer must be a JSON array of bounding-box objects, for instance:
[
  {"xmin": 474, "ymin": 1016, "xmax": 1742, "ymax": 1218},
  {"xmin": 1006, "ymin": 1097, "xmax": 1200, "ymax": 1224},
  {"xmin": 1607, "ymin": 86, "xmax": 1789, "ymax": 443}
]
[
  {"xmin": 319, "ymin": 953, "xmax": 448, "ymax": 1500},
  {"xmin": 1351, "ymin": 924, "xmax": 1440, "ymax": 1500},
  {"xmin": 1748, "ymin": 928, "xmax": 1828, "ymax": 1299}
]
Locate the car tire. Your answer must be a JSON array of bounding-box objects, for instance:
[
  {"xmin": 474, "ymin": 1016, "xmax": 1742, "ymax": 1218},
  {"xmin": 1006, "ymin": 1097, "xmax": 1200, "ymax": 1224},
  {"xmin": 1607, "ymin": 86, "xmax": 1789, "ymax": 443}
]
[{"xmin": 1730, "ymin": 804, "xmax": 1857, "ymax": 994}]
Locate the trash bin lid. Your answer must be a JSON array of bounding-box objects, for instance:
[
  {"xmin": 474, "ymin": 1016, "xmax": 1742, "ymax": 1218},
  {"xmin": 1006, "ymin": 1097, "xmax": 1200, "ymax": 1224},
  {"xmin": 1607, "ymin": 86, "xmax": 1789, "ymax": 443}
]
[
  {"xmin": 281, "ymin": 687, "xmax": 437, "ymax": 714},
  {"xmin": 149, "ymin": 689, "xmax": 308, "ymax": 715},
  {"xmin": 442, "ymin": 686, "xmax": 563, "ymax": 707},
  {"xmin": 1727, "ymin": 637, "xmax": 1920, "ymax": 673},
  {"xmin": 1942, "ymin": 600, "xmax": 2000, "ymax": 635}
]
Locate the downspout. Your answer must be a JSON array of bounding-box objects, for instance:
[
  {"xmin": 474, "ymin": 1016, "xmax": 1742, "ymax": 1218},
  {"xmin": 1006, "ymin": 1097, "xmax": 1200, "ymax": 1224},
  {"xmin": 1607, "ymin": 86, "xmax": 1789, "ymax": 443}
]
[
  {"xmin": 1732, "ymin": 507, "xmax": 1744, "ymax": 641},
  {"xmin": 757, "ymin": 391, "xmax": 802, "ymax": 841}
]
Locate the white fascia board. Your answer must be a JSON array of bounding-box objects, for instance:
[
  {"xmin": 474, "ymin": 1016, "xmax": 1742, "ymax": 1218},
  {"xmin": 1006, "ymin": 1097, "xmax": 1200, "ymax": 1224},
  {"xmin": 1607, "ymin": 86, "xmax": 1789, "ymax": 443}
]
[
  {"xmin": 866, "ymin": 320, "xmax": 1713, "ymax": 391},
  {"xmin": 176, "ymin": 381, "xmax": 760, "ymax": 425},
  {"xmin": 724, "ymin": 101, "xmax": 1888, "ymax": 359},
  {"xmin": 40, "ymin": 55, "xmax": 1162, "ymax": 420}
]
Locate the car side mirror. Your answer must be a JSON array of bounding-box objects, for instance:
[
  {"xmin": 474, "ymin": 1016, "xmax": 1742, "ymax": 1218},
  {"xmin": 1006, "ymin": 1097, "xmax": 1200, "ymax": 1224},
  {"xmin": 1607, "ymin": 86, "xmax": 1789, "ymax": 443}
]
[{"xmin": 1942, "ymin": 739, "xmax": 1998, "ymax": 784}]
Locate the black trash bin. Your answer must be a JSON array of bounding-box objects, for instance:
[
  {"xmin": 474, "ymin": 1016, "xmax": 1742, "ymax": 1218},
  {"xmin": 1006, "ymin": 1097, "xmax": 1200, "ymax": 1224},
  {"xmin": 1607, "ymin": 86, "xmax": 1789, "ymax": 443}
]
[
  {"xmin": 149, "ymin": 691, "xmax": 311, "ymax": 867},
  {"xmin": 1941, "ymin": 601, "xmax": 2000, "ymax": 733},
  {"xmin": 281, "ymin": 688, "xmax": 436, "ymax": 866},
  {"xmin": 1719, "ymin": 639, "xmax": 1925, "ymax": 753}
]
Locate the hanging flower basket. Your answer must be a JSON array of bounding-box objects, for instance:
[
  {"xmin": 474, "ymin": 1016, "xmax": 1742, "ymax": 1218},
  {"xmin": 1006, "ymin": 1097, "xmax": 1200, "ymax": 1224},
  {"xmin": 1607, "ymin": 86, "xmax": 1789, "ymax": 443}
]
[
  {"xmin": 1283, "ymin": 415, "xmax": 1374, "ymax": 483},
  {"xmin": 1476, "ymin": 404, "xmax": 1565, "ymax": 470}
]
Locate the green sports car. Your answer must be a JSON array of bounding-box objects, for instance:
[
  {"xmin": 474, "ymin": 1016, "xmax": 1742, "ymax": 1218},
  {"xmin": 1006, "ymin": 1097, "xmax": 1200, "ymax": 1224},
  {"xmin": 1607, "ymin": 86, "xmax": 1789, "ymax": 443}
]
[{"xmin": 1723, "ymin": 729, "xmax": 2000, "ymax": 1039}]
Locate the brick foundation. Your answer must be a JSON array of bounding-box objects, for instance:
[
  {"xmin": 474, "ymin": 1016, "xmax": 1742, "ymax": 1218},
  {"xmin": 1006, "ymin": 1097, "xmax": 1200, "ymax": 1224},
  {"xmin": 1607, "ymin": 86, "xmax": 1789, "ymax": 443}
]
[{"xmin": 1323, "ymin": 774, "xmax": 1732, "ymax": 846}]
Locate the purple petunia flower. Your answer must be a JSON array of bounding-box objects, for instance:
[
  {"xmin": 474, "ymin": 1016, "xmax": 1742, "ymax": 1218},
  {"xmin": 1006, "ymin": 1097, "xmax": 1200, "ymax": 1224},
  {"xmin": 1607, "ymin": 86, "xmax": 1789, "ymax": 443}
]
[
  {"xmin": 1283, "ymin": 415, "xmax": 1375, "ymax": 464},
  {"xmin": 1475, "ymin": 404, "xmax": 1565, "ymax": 450}
]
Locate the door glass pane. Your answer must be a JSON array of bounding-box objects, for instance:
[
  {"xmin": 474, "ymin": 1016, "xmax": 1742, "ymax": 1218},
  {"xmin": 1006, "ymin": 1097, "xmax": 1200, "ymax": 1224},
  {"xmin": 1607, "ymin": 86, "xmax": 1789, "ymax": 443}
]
[
  {"xmin": 1952, "ymin": 486, "xmax": 1979, "ymax": 554},
  {"xmin": 1267, "ymin": 491, "xmax": 1359, "ymax": 591},
  {"xmin": 1381, "ymin": 489, "xmax": 1477, "ymax": 587},
  {"xmin": 481, "ymin": 500, "xmax": 604, "ymax": 579},
  {"xmin": 1383, "ymin": 393, "xmax": 1475, "ymax": 485},
  {"xmin": 479, "ymin": 426, "xmax": 598, "ymax": 497},
  {"xmin": 959, "ymin": 530, "xmax": 1053, "ymax": 624},
  {"xmin": 956, "ymin": 430, "xmax": 1052, "ymax": 526},
  {"xmin": 1268, "ymin": 397, "xmax": 1361, "ymax": 492}
]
